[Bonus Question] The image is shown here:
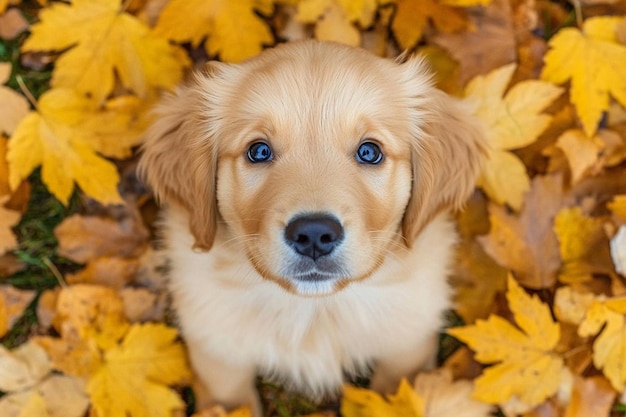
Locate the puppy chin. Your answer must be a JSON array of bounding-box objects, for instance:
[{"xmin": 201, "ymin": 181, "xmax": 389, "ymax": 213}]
[{"xmin": 290, "ymin": 277, "xmax": 341, "ymax": 297}]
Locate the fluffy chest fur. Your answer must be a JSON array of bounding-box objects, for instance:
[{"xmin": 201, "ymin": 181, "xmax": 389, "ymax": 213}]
[{"xmin": 164, "ymin": 207, "xmax": 454, "ymax": 395}]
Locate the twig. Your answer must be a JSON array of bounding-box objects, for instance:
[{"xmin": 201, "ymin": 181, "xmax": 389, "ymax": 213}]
[
  {"xmin": 42, "ymin": 257, "xmax": 68, "ymax": 288},
  {"xmin": 15, "ymin": 75, "xmax": 38, "ymax": 110},
  {"xmin": 570, "ymin": 0, "xmax": 584, "ymax": 28}
]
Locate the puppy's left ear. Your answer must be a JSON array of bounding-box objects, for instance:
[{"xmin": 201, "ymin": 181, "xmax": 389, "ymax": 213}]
[{"xmin": 400, "ymin": 59, "xmax": 488, "ymax": 245}]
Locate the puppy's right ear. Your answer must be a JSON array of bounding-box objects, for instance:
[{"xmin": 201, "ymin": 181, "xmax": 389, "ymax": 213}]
[{"xmin": 138, "ymin": 63, "xmax": 233, "ymax": 251}]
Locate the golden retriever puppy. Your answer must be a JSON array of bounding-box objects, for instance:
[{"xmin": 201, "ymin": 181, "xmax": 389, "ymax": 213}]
[{"xmin": 139, "ymin": 40, "xmax": 486, "ymax": 415}]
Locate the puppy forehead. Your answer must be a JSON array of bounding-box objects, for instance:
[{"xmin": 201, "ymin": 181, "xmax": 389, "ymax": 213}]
[{"xmin": 223, "ymin": 44, "xmax": 417, "ymax": 145}]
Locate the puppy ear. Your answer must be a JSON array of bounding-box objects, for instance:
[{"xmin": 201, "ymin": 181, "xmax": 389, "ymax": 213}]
[
  {"xmin": 400, "ymin": 59, "xmax": 488, "ymax": 245},
  {"xmin": 138, "ymin": 63, "xmax": 232, "ymax": 251}
]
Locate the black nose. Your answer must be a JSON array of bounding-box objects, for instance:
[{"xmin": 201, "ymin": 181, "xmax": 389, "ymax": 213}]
[{"xmin": 285, "ymin": 215, "xmax": 344, "ymax": 260}]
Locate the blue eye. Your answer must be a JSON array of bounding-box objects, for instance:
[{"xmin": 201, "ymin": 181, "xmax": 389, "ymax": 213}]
[
  {"xmin": 356, "ymin": 141, "xmax": 383, "ymax": 164},
  {"xmin": 247, "ymin": 142, "xmax": 273, "ymax": 163}
]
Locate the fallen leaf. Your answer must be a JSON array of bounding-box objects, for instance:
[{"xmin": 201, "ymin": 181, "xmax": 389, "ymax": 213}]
[
  {"xmin": 313, "ymin": 1, "xmax": 360, "ymax": 46},
  {"xmin": 478, "ymin": 174, "xmax": 563, "ymax": 289},
  {"xmin": 35, "ymin": 335, "xmax": 102, "ymax": 378},
  {"xmin": 465, "ymin": 63, "xmax": 562, "ymax": 209},
  {"xmin": 542, "ymin": 16, "xmax": 626, "ymax": 137},
  {"xmin": 120, "ymin": 287, "xmax": 166, "ymax": 323},
  {"xmin": 66, "ymin": 256, "xmax": 139, "ymax": 289},
  {"xmin": 0, "ymin": 196, "xmax": 20, "ymax": 256},
  {"xmin": 414, "ymin": 369, "xmax": 494, "ymax": 417},
  {"xmin": 451, "ymin": 193, "xmax": 507, "ymax": 322},
  {"xmin": 555, "ymin": 130, "xmax": 604, "ymax": 184},
  {"xmin": 192, "ymin": 405, "xmax": 253, "ymax": 417},
  {"xmin": 0, "ymin": 285, "xmax": 36, "ymax": 338},
  {"xmin": 578, "ymin": 297, "xmax": 626, "ymax": 391},
  {"xmin": 0, "ymin": 136, "xmax": 10, "ymax": 197},
  {"xmin": 418, "ymin": 45, "xmax": 462, "ymax": 95},
  {"xmin": 87, "ymin": 323, "xmax": 192, "ymax": 417},
  {"xmin": 448, "ymin": 276, "xmax": 564, "ymax": 412},
  {"xmin": 0, "ymin": 374, "xmax": 89, "ymax": 417},
  {"xmin": 0, "ymin": 62, "xmax": 29, "ymax": 136},
  {"xmin": 554, "ymin": 286, "xmax": 595, "ymax": 325},
  {"xmin": 391, "ymin": 0, "xmax": 469, "ymax": 50},
  {"xmin": 54, "ymin": 284, "xmax": 129, "ymax": 350},
  {"xmin": 432, "ymin": 0, "xmax": 515, "ymax": 85},
  {"xmin": 609, "ymin": 195, "xmax": 626, "ymax": 220},
  {"xmin": 155, "ymin": 0, "xmax": 274, "ymax": 62},
  {"xmin": 35, "ymin": 289, "xmax": 58, "ymax": 331},
  {"xmin": 341, "ymin": 378, "xmax": 423, "ymax": 417},
  {"xmin": 7, "ymin": 88, "xmax": 145, "ymax": 205},
  {"xmin": 22, "ymin": 0, "xmax": 189, "ymax": 104},
  {"xmin": 0, "ymin": 253, "xmax": 24, "ymax": 277},
  {"xmin": 54, "ymin": 214, "xmax": 149, "ymax": 263},
  {"xmin": 0, "ymin": 340, "xmax": 50, "ymax": 392},
  {"xmin": 553, "ymin": 207, "xmax": 610, "ymax": 283},
  {"xmin": 0, "ymin": 7, "xmax": 29, "ymax": 39},
  {"xmin": 297, "ymin": 0, "xmax": 378, "ymax": 29},
  {"xmin": 563, "ymin": 376, "xmax": 616, "ymax": 417}
]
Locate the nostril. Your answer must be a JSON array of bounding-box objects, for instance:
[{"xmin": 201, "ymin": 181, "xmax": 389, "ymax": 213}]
[
  {"xmin": 285, "ymin": 214, "xmax": 344, "ymax": 260},
  {"xmin": 320, "ymin": 233, "xmax": 333, "ymax": 244}
]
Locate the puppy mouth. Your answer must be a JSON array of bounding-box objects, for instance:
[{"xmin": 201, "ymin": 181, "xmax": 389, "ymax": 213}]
[
  {"xmin": 284, "ymin": 255, "xmax": 348, "ymax": 282},
  {"xmin": 292, "ymin": 271, "xmax": 338, "ymax": 282}
]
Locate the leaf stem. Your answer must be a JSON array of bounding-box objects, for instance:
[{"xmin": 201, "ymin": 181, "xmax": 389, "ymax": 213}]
[
  {"xmin": 42, "ymin": 257, "xmax": 67, "ymax": 288},
  {"xmin": 15, "ymin": 75, "xmax": 38, "ymax": 110},
  {"xmin": 571, "ymin": 0, "xmax": 583, "ymax": 28}
]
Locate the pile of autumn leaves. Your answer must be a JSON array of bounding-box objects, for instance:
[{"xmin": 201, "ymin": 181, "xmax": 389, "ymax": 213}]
[{"xmin": 1, "ymin": 0, "xmax": 626, "ymax": 416}]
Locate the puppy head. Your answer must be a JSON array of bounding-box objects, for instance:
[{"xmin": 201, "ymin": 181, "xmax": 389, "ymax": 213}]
[{"xmin": 138, "ymin": 41, "xmax": 486, "ymax": 296}]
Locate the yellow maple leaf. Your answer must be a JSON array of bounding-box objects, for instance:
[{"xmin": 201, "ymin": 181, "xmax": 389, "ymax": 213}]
[
  {"xmin": 542, "ymin": 16, "xmax": 626, "ymax": 137},
  {"xmin": 0, "ymin": 62, "xmax": 29, "ymax": 136},
  {"xmin": 297, "ymin": 0, "xmax": 376, "ymax": 27},
  {"xmin": 7, "ymin": 88, "xmax": 147, "ymax": 205},
  {"xmin": 448, "ymin": 276, "xmax": 564, "ymax": 412},
  {"xmin": 465, "ymin": 64, "xmax": 563, "ymax": 209},
  {"xmin": 87, "ymin": 323, "xmax": 192, "ymax": 417},
  {"xmin": 608, "ymin": 195, "xmax": 626, "ymax": 219},
  {"xmin": 553, "ymin": 207, "xmax": 606, "ymax": 283},
  {"xmin": 578, "ymin": 298, "xmax": 626, "ymax": 391},
  {"xmin": 54, "ymin": 284, "xmax": 130, "ymax": 350},
  {"xmin": 341, "ymin": 378, "xmax": 424, "ymax": 417},
  {"xmin": 22, "ymin": 0, "xmax": 189, "ymax": 104},
  {"xmin": 155, "ymin": 0, "xmax": 274, "ymax": 63},
  {"xmin": 391, "ymin": 0, "xmax": 469, "ymax": 50},
  {"xmin": 309, "ymin": 1, "xmax": 361, "ymax": 46}
]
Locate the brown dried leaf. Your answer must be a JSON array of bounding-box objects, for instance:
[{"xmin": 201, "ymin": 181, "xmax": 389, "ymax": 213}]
[
  {"xmin": 0, "ymin": 7, "xmax": 28, "ymax": 40},
  {"xmin": 66, "ymin": 256, "xmax": 139, "ymax": 289},
  {"xmin": 478, "ymin": 174, "xmax": 563, "ymax": 289},
  {"xmin": 564, "ymin": 376, "xmax": 616, "ymax": 417},
  {"xmin": 414, "ymin": 369, "xmax": 494, "ymax": 417},
  {"xmin": 55, "ymin": 214, "xmax": 149, "ymax": 263},
  {"xmin": 120, "ymin": 287, "xmax": 166, "ymax": 323},
  {"xmin": 432, "ymin": 0, "xmax": 516, "ymax": 85},
  {"xmin": 0, "ymin": 253, "xmax": 24, "ymax": 277},
  {"xmin": 0, "ymin": 285, "xmax": 36, "ymax": 338}
]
